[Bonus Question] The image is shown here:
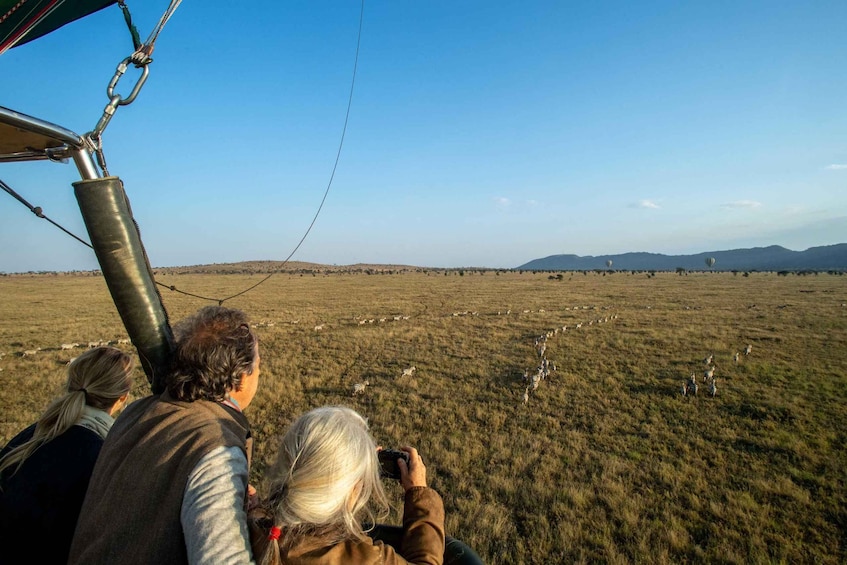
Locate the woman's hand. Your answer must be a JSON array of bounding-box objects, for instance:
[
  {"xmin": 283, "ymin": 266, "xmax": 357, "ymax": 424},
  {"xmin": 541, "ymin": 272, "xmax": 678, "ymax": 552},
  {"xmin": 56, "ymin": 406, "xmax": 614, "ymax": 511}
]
[{"xmin": 398, "ymin": 446, "xmax": 427, "ymax": 491}]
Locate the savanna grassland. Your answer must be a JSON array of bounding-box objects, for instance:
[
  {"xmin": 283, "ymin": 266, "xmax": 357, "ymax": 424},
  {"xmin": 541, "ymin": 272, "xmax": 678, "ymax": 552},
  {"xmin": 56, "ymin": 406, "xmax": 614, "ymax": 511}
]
[{"xmin": 1, "ymin": 270, "xmax": 845, "ymax": 564}]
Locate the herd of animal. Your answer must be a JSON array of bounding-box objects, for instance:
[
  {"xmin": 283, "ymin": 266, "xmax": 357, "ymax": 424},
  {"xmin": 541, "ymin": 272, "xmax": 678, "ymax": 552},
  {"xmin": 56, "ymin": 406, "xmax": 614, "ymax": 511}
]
[
  {"xmin": 506, "ymin": 308, "xmax": 757, "ymax": 405},
  {"xmin": 3, "ymin": 307, "xmax": 757, "ymax": 404},
  {"xmin": 682, "ymin": 344, "xmax": 753, "ymax": 398},
  {"xmin": 520, "ymin": 312, "xmax": 620, "ymax": 405},
  {"xmin": 0, "ymin": 338, "xmax": 132, "ymax": 370},
  {"xmin": 345, "ymin": 305, "xmax": 621, "ymax": 400},
  {"xmin": 350, "ymin": 366, "xmax": 415, "ymax": 396}
]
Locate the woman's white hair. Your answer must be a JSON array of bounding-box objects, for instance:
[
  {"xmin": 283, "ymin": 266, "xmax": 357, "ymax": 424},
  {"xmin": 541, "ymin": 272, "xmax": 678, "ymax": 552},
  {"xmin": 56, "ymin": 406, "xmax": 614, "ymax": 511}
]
[{"xmin": 265, "ymin": 406, "xmax": 389, "ymax": 544}]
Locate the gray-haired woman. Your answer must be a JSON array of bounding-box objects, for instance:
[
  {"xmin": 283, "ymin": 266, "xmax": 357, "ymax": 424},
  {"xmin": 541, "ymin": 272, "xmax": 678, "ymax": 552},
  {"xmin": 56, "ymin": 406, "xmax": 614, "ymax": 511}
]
[{"xmin": 249, "ymin": 406, "xmax": 446, "ymax": 565}]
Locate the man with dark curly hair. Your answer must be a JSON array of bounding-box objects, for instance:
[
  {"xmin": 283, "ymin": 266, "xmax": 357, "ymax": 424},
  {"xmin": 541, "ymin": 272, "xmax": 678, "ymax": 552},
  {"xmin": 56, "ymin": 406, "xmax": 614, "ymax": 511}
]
[{"xmin": 70, "ymin": 306, "xmax": 261, "ymax": 565}]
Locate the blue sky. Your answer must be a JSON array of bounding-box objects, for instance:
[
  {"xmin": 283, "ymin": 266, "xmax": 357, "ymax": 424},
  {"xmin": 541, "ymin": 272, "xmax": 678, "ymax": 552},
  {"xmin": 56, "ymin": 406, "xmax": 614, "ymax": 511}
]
[{"xmin": 1, "ymin": 1, "xmax": 845, "ymax": 272}]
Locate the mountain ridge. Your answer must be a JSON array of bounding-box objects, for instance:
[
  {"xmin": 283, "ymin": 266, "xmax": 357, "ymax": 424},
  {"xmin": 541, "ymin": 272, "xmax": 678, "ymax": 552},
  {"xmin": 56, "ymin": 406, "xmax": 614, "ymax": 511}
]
[
  {"xmin": 7, "ymin": 245, "xmax": 846, "ymax": 275},
  {"xmin": 517, "ymin": 244, "xmax": 847, "ymax": 271}
]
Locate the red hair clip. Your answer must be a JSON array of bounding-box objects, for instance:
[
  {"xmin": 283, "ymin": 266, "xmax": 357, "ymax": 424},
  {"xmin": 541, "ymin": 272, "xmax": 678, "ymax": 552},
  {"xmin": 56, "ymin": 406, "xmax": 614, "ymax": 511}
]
[{"xmin": 268, "ymin": 526, "xmax": 282, "ymax": 541}]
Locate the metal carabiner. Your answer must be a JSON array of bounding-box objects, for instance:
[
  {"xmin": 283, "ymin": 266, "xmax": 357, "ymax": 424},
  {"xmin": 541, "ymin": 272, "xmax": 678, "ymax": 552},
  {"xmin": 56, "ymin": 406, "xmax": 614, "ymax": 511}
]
[
  {"xmin": 106, "ymin": 56, "xmax": 150, "ymax": 107},
  {"xmin": 87, "ymin": 55, "xmax": 152, "ymax": 147}
]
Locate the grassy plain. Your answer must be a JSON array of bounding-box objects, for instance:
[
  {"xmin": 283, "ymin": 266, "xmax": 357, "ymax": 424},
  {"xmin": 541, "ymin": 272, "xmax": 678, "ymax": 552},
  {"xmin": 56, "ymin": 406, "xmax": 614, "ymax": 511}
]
[{"xmin": 1, "ymin": 270, "xmax": 845, "ymax": 564}]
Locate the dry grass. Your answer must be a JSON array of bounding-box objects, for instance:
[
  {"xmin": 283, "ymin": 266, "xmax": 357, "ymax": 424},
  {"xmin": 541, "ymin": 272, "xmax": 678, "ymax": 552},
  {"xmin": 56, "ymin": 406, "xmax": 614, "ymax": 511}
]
[{"xmin": 1, "ymin": 270, "xmax": 845, "ymax": 564}]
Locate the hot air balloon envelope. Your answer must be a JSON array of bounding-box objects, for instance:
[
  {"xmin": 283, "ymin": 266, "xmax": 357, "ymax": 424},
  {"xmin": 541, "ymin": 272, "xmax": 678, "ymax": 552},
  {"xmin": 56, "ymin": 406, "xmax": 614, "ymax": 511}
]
[
  {"xmin": 0, "ymin": 0, "xmax": 117, "ymax": 55},
  {"xmin": 705, "ymin": 257, "xmax": 716, "ymax": 268}
]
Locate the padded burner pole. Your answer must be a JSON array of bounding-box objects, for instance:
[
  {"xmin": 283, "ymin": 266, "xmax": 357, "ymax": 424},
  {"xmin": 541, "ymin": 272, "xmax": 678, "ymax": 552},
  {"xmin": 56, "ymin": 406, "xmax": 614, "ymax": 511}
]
[{"xmin": 74, "ymin": 176, "xmax": 173, "ymax": 393}]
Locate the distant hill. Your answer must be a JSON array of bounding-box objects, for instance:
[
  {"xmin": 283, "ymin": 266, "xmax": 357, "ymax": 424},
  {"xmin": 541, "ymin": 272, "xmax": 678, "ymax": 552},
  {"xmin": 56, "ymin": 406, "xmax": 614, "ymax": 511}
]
[
  {"xmin": 517, "ymin": 244, "xmax": 847, "ymax": 271},
  {"xmin": 151, "ymin": 260, "xmax": 422, "ymax": 275}
]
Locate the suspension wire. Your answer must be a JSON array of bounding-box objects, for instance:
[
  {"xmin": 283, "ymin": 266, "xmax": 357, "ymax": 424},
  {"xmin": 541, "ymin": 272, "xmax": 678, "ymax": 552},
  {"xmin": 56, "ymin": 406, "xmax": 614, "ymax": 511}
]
[
  {"xmin": 155, "ymin": 280, "xmax": 227, "ymax": 303},
  {"xmin": 0, "ymin": 178, "xmax": 93, "ymax": 248},
  {"xmin": 280, "ymin": 0, "xmax": 365, "ymax": 267},
  {"xmin": 158, "ymin": 0, "xmax": 365, "ymax": 305},
  {"xmin": 0, "ymin": 176, "xmax": 227, "ymax": 300},
  {"xmin": 130, "ymin": 0, "xmax": 183, "ymax": 65},
  {"xmin": 143, "ymin": 0, "xmax": 182, "ymax": 46},
  {"xmin": 3, "ymin": 0, "xmax": 364, "ymax": 307}
]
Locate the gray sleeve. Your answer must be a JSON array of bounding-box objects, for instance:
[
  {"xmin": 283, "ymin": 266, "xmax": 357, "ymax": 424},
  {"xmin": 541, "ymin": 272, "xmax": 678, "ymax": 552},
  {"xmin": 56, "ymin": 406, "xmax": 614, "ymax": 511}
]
[{"xmin": 181, "ymin": 445, "xmax": 255, "ymax": 565}]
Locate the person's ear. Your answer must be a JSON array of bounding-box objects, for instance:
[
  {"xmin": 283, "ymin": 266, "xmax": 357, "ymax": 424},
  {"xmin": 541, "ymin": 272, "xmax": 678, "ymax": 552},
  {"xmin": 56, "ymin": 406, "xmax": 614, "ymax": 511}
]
[{"xmin": 109, "ymin": 393, "xmax": 130, "ymax": 416}]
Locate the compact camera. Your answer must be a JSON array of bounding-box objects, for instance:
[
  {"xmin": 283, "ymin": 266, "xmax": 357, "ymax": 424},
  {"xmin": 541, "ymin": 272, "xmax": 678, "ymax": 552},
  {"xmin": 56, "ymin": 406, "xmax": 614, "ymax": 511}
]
[{"xmin": 378, "ymin": 449, "xmax": 409, "ymax": 480}]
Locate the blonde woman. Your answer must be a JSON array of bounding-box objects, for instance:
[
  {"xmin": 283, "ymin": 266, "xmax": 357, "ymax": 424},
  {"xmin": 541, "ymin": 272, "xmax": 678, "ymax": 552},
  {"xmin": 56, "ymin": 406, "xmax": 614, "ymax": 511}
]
[
  {"xmin": 249, "ymin": 406, "xmax": 446, "ymax": 565},
  {"xmin": 0, "ymin": 346, "xmax": 134, "ymax": 565}
]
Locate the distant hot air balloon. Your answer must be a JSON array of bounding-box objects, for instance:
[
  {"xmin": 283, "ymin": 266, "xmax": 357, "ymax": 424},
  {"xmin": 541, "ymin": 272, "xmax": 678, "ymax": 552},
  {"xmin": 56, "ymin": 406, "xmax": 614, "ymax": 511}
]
[
  {"xmin": 606, "ymin": 259, "xmax": 613, "ymax": 269},
  {"xmin": 705, "ymin": 257, "xmax": 716, "ymax": 269}
]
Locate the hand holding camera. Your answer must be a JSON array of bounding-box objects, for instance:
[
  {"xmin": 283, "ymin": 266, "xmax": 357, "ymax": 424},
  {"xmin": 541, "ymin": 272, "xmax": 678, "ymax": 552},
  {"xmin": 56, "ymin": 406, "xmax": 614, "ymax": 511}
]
[
  {"xmin": 378, "ymin": 446, "xmax": 427, "ymax": 491},
  {"xmin": 378, "ymin": 449, "xmax": 409, "ymax": 480}
]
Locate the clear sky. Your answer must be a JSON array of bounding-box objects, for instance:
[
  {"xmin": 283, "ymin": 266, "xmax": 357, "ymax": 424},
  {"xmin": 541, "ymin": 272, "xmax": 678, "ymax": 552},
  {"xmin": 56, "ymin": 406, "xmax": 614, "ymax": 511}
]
[{"xmin": 1, "ymin": 1, "xmax": 845, "ymax": 272}]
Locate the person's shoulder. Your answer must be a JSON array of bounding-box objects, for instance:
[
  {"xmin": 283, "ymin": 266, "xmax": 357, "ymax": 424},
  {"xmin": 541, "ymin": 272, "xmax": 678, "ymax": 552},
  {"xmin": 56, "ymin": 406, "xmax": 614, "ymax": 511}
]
[
  {"xmin": 109, "ymin": 393, "xmax": 165, "ymax": 429},
  {"xmin": 345, "ymin": 537, "xmax": 390, "ymax": 564},
  {"xmin": 125, "ymin": 393, "xmax": 162, "ymax": 412},
  {"xmin": 43, "ymin": 426, "xmax": 105, "ymax": 460},
  {"xmin": 65, "ymin": 425, "xmax": 107, "ymax": 445},
  {"xmin": 289, "ymin": 536, "xmax": 385, "ymax": 565},
  {"xmin": 155, "ymin": 393, "xmax": 225, "ymax": 417},
  {"xmin": 1, "ymin": 423, "xmax": 37, "ymax": 455},
  {"xmin": 1, "ymin": 426, "xmax": 103, "ymax": 488},
  {"xmin": 178, "ymin": 399, "xmax": 251, "ymax": 437}
]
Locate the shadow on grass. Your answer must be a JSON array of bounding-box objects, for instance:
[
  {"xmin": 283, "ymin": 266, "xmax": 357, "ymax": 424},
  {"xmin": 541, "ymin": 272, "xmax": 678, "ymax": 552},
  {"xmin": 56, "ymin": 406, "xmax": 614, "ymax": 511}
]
[{"xmin": 723, "ymin": 401, "xmax": 796, "ymax": 424}]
